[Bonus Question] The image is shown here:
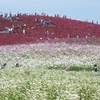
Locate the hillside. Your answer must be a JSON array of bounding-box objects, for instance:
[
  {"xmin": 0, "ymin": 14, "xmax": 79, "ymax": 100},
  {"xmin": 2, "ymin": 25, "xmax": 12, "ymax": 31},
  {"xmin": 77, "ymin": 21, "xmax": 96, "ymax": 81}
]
[{"xmin": 0, "ymin": 14, "xmax": 100, "ymax": 45}]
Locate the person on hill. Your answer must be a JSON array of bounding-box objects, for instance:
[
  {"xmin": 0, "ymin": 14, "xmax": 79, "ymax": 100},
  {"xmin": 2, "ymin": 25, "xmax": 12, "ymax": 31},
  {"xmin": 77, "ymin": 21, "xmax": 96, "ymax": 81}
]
[
  {"xmin": 76, "ymin": 35, "xmax": 80, "ymax": 39},
  {"xmin": 1, "ymin": 63, "xmax": 7, "ymax": 69},
  {"xmin": 85, "ymin": 35, "xmax": 88, "ymax": 39},
  {"xmin": 93, "ymin": 64, "xmax": 98, "ymax": 72},
  {"xmin": 15, "ymin": 63, "xmax": 19, "ymax": 67},
  {"xmin": 23, "ymin": 29, "xmax": 25, "ymax": 34},
  {"xmin": 67, "ymin": 34, "xmax": 70, "ymax": 39}
]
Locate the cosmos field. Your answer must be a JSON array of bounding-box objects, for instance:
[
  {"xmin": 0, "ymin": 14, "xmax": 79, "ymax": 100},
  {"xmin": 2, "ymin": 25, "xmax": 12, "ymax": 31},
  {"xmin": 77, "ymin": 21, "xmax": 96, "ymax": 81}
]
[{"xmin": 0, "ymin": 38, "xmax": 100, "ymax": 100}]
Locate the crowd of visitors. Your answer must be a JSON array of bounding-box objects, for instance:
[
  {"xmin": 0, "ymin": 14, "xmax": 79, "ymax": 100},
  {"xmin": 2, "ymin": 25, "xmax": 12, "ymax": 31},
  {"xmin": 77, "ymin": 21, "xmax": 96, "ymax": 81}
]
[
  {"xmin": 0, "ymin": 12, "xmax": 21, "ymax": 18},
  {"xmin": 34, "ymin": 18, "xmax": 51, "ymax": 26},
  {"xmin": 0, "ymin": 11, "xmax": 99, "ymax": 40}
]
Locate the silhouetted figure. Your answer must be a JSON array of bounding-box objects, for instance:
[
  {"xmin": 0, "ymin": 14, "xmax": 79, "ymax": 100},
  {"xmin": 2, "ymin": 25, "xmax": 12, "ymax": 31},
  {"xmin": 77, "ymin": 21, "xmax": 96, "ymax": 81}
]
[
  {"xmin": 15, "ymin": 63, "xmax": 19, "ymax": 67},
  {"xmin": 93, "ymin": 64, "xmax": 98, "ymax": 72},
  {"xmin": 1, "ymin": 63, "xmax": 7, "ymax": 69}
]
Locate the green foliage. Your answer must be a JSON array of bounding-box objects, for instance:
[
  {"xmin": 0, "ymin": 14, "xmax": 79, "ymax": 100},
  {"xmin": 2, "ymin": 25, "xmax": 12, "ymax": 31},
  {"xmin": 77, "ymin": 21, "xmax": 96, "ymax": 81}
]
[
  {"xmin": 0, "ymin": 40, "xmax": 100, "ymax": 100},
  {"xmin": 0, "ymin": 67, "xmax": 100, "ymax": 100},
  {"xmin": 78, "ymin": 86, "xmax": 97, "ymax": 100},
  {"xmin": 67, "ymin": 65, "xmax": 92, "ymax": 71},
  {"xmin": 21, "ymin": 54, "xmax": 30, "ymax": 59},
  {"xmin": 46, "ymin": 65, "xmax": 62, "ymax": 70}
]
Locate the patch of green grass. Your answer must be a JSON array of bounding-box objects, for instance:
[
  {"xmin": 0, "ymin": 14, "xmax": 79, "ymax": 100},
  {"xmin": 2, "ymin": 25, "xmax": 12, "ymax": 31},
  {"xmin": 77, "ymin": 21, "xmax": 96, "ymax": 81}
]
[
  {"xmin": 67, "ymin": 65, "xmax": 93, "ymax": 71},
  {"xmin": 78, "ymin": 85, "xmax": 97, "ymax": 100},
  {"xmin": 0, "ymin": 67, "xmax": 100, "ymax": 100},
  {"xmin": 46, "ymin": 65, "xmax": 64, "ymax": 70}
]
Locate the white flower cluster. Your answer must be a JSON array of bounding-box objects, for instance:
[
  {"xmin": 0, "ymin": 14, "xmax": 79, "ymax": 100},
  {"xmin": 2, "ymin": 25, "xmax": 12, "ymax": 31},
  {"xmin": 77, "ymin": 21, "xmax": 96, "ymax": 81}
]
[{"xmin": 0, "ymin": 39, "xmax": 100, "ymax": 99}]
